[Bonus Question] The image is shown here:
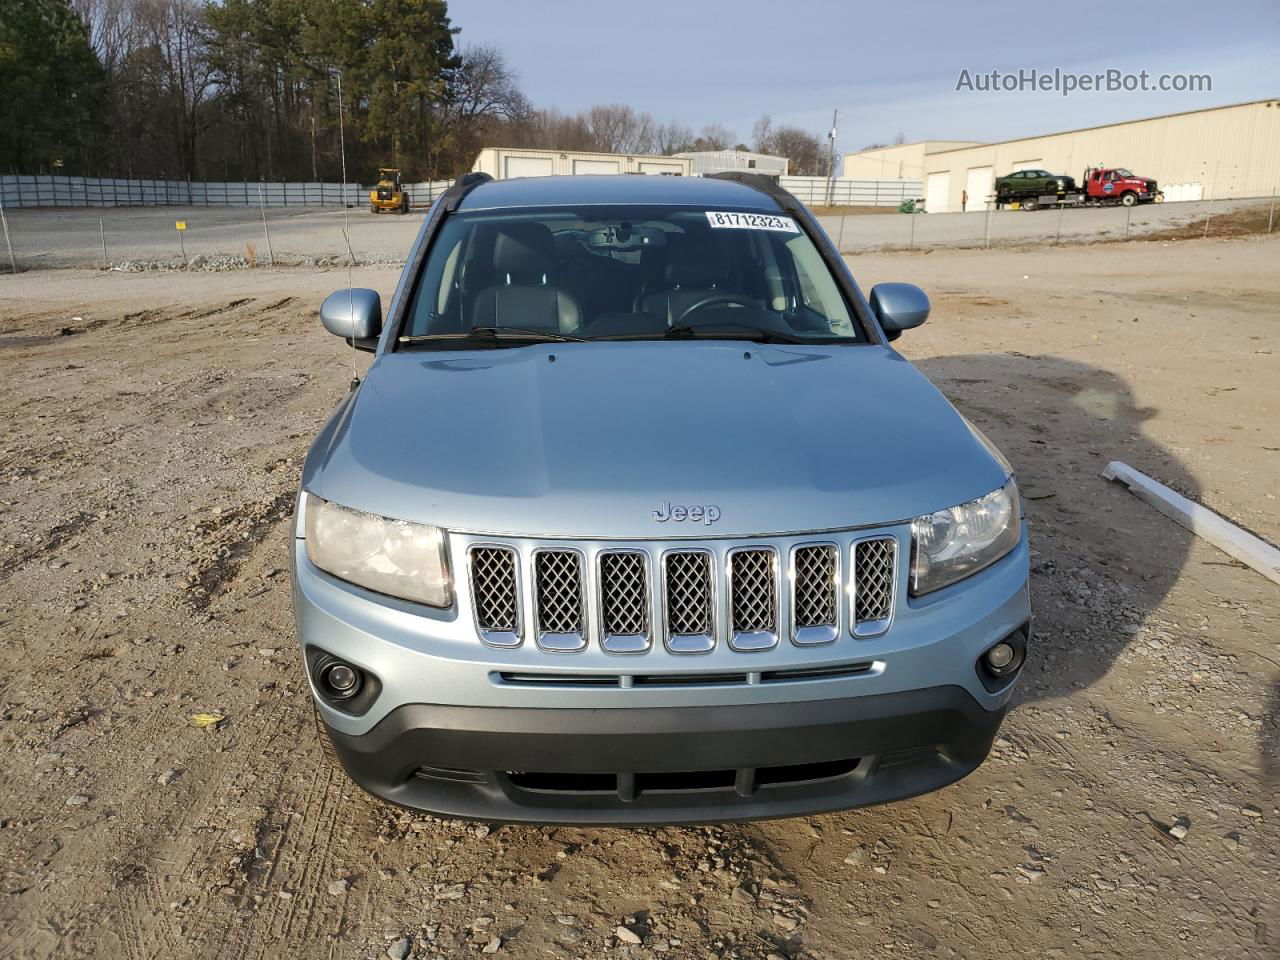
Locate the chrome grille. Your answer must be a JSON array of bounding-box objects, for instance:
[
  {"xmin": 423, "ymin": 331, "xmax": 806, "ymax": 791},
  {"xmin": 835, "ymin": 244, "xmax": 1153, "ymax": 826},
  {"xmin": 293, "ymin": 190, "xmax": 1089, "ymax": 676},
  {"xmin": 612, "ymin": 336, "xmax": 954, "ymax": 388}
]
[
  {"xmin": 793, "ymin": 544, "xmax": 838, "ymax": 645},
  {"xmin": 599, "ymin": 551, "xmax": 650, "ymax": 653},
  {"xmin": 469, "ymin": 546, "xmax": 520, "ymax": 646},
  {"xmin": 663, "ymin": 551, "xmax": 714, "ymax": 653},
  {"xmin": 728, "ymin": 548, "xmax": 778, "ymax": 650},
  {"xmin": 534, "ymin": 550, "xmax": 586, "ymax": 651},
  {"xmin": 853, "ymin": 537, "xmax": 896, "ymax": 635},
  {"xmin": 463, "ymin": 531, "xmax": 900, "ymax": 653}
]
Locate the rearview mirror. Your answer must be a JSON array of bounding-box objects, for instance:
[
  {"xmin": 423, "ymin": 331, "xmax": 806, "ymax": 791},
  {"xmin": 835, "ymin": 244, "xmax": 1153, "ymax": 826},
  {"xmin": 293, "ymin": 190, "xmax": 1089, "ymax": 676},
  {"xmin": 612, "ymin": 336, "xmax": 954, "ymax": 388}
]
[
  {"xmin": 320, "ymin": 288, "xmax": 382, "ymax": 351},
  {"xmin": 868, "ymin": 283, "xmax": 930, "ymax": 341}
]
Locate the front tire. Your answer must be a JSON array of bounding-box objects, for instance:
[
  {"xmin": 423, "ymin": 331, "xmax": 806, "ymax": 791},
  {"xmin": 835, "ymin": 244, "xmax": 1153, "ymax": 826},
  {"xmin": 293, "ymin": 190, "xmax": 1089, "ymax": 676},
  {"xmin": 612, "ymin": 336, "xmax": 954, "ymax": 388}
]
[
  {"xmin": 1120, "ymin": 191, "xmax": 1137, "ymax": 207},
  {"xmin": 370, "ymin": 203, "xmax": 378, "ymax": 214}
]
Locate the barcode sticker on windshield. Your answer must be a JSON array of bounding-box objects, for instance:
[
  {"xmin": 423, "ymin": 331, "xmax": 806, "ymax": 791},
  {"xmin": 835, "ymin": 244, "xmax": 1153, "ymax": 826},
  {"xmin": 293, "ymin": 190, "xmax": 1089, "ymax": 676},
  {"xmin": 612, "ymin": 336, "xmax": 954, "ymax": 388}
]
[{"xmin": 705, "ymin": 211, "xmax": 800, "ymax": 232}]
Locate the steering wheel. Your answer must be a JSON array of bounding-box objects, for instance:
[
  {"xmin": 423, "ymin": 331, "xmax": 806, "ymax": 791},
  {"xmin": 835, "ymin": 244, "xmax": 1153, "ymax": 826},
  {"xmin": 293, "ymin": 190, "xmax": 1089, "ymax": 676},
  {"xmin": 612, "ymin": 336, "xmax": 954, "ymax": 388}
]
[{"xmin": 675, "ymin": 293, "xmax": 759, "ymax": 325}]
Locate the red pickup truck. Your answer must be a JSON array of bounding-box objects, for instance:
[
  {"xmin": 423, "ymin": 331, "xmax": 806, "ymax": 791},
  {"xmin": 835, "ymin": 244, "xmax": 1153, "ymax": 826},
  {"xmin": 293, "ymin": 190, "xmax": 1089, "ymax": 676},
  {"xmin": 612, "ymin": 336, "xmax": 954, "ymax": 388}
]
[{"xmin": 1081, "ymin": 167, "xmax": 1163, "ymax": 206}]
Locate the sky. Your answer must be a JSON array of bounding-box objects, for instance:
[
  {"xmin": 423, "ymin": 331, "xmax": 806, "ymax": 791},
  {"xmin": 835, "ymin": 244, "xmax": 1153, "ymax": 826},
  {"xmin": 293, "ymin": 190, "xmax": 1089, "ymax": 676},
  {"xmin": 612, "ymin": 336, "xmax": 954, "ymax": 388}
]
[{"xmin": 450, "ymin": 0, "xmax": 1280, "ymax": 156}]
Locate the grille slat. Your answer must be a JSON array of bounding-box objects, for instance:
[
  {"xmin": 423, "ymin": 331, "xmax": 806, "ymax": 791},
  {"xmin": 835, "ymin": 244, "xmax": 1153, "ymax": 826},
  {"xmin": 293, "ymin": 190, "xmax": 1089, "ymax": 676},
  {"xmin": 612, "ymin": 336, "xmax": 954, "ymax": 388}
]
[
  {"xmin": 729, "ymin": 548, "xmax": 778, "ymax": 651},
  {"xmin": 853, "ymin": 537, "xmax": 896, "ymax": 636},
  {"xmin": 534, "ymin": 550, "xmax": 586, "ymax": 651},
  {"xmin": 469, "ymin": 546, "xmax": 520, "ymax": 646},
  {"xmin": 792, "ymin": 544, "xmax": 838, "ymax": 645},
  {"xmin": 663, "ymin": 551, "xmax": 715, "ymax": 653},
  {"xmin": 599, "ymin": 552, "xmax": 650, "ymax": 653}
]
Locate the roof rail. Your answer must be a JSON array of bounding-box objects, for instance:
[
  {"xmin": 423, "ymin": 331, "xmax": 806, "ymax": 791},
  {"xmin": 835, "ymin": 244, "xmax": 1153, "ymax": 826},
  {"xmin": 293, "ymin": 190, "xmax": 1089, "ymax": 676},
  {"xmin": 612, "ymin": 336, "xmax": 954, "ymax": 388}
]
[
  {"xmin": 443, "ymin": 172, "xmax": 493, "ymax": 211},
  {"xmin": 453, "ymin": 171, "xmax": 493, "ymax": 189},
  {"xmin": 704, "ymin": 171, "xmax": 801, "ymax": 213}
]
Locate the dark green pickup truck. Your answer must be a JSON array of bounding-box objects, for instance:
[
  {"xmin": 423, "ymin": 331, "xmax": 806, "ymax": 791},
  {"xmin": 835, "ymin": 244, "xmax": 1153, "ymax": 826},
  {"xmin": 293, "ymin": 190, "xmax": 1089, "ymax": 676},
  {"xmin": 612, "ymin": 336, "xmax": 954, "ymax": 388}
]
[{"xmin": 994, "ymin": 169, "xmax": 1077, "ymax": 207}]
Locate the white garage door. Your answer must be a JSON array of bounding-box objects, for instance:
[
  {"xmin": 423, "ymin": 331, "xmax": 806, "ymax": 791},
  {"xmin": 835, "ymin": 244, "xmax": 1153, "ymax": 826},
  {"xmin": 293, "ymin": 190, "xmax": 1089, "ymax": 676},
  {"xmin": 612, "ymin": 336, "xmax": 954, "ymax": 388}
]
[
  {"xmin": 503, "ymin": 156, "xmax": 554, "ymax": 179},
  {"xmin": 638, "ymin": 161, "xmax": 683, "ymax": 175},
  {"xmin": 925, "ymin": 172, "xmax": 950, "ymax": 213},
  {"xmin": 572, "ymin": 159, "xmax": 621, "ymax": 175},
  {"xmin": 1011, "ymin": 159, "xmax": 1043, "ymax": 172},
  {"xmin": 964, "ymin": 166, "xmax": 993, "ymax": 209}
]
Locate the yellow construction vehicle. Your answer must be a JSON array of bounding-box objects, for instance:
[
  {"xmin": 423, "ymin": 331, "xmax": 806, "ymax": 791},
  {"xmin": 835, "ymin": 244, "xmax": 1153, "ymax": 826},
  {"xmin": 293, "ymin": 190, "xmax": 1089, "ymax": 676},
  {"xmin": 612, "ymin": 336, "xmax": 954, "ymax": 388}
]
[{"xmin": 369, "ymin": 168, "xmax": 409, "ymax": 214}]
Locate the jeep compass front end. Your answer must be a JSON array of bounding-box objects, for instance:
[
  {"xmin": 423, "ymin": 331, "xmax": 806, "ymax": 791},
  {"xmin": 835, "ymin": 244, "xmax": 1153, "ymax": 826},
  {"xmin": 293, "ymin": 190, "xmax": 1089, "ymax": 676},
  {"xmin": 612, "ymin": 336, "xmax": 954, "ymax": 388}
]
[{"xmin": 291, "ymin": 172, "xmax": 1031, "ymax": 824}]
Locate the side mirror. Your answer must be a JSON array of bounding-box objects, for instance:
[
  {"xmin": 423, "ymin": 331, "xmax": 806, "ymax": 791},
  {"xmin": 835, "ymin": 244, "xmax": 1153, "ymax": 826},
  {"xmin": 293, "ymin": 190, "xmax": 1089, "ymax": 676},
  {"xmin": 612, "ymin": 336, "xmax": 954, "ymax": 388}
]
[
  {"xmin": 320, "ymin": 288, "xmax": 382, "ymax": 352},
  {"xmin": 869, "ymin": 282, "xmax": 930, "ymax": 342}
]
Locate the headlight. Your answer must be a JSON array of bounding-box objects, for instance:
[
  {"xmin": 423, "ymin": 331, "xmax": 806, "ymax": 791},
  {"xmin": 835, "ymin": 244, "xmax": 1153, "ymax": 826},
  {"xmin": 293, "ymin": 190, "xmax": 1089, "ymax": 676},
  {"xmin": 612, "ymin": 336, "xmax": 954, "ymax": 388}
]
[
  {"xmin": 303, "ymin": 494, "xmax": 452, "ymax": 607},
  {"xmin": 910, "ymin": 479, "xmax": 1021, "ymax": 596}
]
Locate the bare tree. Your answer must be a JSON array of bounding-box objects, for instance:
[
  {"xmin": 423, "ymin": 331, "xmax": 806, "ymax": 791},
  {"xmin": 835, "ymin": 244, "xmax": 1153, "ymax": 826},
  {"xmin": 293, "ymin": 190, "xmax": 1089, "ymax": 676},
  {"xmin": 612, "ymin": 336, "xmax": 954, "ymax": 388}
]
[
  {"xmin": 751, "ymin": 114, "xmax": 773, "ymax": 152},
  {"xmin": 692, "ymin": 122, "xmax": 734, "ymax": 151},
  {"xmin": 652, "ymin": 121, "xmax": 694, "ymax": 154},
  {"xmin": 136, "ymin": 0, "xmax": 215, "ymax": 177},
  {"xmin": 583, "ymin": 104, "xmax": 657, "ymax": 153},
  {"xmin": 753, "ymin": 114, "xmax": 824, "ymax": 174},
  {"xmin": 73, "ymin": 0, "xmax": 139, "ymax": 75},
  {"xmin": 450, "ymin": 44, "xmax": 530, "ymax": 122}
]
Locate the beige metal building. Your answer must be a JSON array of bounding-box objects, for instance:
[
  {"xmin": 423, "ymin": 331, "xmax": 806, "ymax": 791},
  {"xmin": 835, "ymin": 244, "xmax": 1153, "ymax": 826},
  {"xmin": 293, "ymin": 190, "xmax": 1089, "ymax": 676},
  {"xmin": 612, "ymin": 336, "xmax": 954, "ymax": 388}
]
[
  {"xmin": 842, "ymin": 98, "xmax": 1280, "ymax": 213},
  {"xmin": 841, "ymin": 141, "xmax": 980, "ymax": 180},
  {"xmin": 472, "ymin": 147, "xmax": 689, "ymax": 179}
]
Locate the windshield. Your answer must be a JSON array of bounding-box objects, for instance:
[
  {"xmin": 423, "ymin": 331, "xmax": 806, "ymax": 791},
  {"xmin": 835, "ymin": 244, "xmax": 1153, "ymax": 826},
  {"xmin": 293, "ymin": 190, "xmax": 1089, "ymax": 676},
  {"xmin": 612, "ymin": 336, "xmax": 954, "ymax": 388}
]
[
  {"xmin": 1113, "ymin": 168, "xmax": 1134, "ymax": 178},
  {"xmin": 402, "ymin": 205, "xmax": 866, "ymax": 344}
]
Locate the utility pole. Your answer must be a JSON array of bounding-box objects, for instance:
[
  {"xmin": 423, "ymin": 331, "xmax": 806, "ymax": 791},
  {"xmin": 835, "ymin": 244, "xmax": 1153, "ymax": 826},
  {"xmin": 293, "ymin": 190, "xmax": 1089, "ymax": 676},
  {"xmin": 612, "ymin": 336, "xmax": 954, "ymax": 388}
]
[{"xmin": 826, "ymin": 109, "xmax": 839, "ymax": 206}]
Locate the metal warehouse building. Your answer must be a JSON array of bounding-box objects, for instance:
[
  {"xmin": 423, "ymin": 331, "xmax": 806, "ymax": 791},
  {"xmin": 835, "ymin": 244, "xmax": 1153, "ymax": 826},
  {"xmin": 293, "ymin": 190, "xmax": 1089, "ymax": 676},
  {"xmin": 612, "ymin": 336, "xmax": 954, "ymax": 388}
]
[
  {"xmin": 841, "ymin": 141, "xmax": 981, "ymax": 180},
  {"xmin": 842, "ymin": 98, "xmax": 1280, "ymax": 213},
  {"xmin": 673, "ymin": 149, "xmax": 790, "ymax": 176},
  {"xmin": 472, "ymin": 148, "xmax": 689, "ymax": 179}
]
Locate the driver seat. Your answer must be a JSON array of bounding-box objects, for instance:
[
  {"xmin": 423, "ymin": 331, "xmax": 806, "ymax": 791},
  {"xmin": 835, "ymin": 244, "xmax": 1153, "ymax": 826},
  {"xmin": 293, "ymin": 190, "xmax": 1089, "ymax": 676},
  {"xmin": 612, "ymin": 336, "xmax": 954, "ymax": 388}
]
[{"xmin": 641, "ymin": 240, "xmax": 733, "ymax": 326}]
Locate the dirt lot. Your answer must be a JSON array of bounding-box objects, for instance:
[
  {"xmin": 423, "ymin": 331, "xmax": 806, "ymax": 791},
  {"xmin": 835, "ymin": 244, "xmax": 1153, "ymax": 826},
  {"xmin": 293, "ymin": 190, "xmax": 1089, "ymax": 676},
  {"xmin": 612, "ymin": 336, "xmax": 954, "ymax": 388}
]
[{"xmin": 0, "ymin": 234, "xmax": 1276, "ymax": 959}]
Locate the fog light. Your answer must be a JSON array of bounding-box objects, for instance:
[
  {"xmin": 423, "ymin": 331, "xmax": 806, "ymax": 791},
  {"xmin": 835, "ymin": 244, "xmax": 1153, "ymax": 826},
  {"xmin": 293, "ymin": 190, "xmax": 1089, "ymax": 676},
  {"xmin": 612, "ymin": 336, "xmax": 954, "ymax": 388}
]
[
  {"xmin": 986, "ymin": 643, "xmax": 1015, "ymax": 670},
  {"xmin": 322, "ymin": 662, "xmax": 360, "ymax": 699}
]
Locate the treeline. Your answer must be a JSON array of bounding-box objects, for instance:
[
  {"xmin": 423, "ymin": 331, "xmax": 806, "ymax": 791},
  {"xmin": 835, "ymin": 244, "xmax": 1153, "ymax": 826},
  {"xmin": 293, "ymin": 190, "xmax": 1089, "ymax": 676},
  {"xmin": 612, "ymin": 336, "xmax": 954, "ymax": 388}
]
[{"xmin": 0, "ymin": 0, "xmax": 830, "ymax": 182}]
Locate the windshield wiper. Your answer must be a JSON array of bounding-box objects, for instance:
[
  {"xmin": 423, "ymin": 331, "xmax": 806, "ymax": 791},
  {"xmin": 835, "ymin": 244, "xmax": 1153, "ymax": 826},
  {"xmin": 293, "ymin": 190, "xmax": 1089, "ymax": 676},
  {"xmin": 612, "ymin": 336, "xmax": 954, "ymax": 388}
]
[
  {"xmin": 669, "ymin": 323, "xmax": 805, "ymax": 342},
  {"xmin": 399, "ymin": 325, "xmax": 587, "ymax": 345}
]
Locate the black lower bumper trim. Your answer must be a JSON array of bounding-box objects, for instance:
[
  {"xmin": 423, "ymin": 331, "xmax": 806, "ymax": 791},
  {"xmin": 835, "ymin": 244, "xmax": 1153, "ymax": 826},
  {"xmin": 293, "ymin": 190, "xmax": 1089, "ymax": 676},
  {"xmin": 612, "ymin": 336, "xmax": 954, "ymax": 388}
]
[{"xmin": 320, "ymin": 685, "xmax": 1006, "ymax": 825}]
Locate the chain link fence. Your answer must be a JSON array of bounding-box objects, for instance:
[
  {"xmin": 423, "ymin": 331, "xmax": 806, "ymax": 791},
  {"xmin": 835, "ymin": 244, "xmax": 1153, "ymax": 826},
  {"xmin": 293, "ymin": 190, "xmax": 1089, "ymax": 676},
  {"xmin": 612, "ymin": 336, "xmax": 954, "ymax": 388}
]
[
  {"xmin": 0, "ymin": 175, "xmax": 453, "ymax": 209},
  {"xmin": 817, "ymin": 195, "xmax": 1278, "ymax": 255},
  {"xmin": 0, "ymin": 186, "xmax": 1274, "ymax": 275}
]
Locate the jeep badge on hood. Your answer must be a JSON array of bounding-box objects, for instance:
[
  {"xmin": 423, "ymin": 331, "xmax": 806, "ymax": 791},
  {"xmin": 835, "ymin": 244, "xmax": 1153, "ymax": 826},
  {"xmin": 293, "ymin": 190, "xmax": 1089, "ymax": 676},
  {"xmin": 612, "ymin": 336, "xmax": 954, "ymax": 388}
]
[{"xmin": 652, "ymin": 501, "xmax": 721, "ymax": 524}]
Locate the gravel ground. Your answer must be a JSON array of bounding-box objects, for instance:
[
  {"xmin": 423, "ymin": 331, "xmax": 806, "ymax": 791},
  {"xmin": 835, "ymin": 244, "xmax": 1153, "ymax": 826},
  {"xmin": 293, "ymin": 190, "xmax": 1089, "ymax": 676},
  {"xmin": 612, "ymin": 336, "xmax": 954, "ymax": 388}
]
[{"xmin": 0, "ymin": 235, "xmax": 1276, "ymax": 959}]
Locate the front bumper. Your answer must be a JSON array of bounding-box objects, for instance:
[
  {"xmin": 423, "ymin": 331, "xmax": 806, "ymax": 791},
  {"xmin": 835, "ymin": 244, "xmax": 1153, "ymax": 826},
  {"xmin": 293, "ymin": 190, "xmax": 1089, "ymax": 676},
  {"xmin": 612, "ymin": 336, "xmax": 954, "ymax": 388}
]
[
  {"xmin": 319, "ymin": 683, "xmax": 1008, "ymax": 824},
  {"xmin": 292, "ymin": 519, "xmax": 1031, "ymax": 823}
]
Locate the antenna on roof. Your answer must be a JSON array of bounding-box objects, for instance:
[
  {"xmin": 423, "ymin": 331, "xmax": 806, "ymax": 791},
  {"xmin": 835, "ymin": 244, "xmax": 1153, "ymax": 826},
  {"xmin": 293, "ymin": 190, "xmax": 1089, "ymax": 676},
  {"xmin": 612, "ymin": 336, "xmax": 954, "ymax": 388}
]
[{"xmin": 336, "ymin": 68, "xmax": 359, "ymax": 392}]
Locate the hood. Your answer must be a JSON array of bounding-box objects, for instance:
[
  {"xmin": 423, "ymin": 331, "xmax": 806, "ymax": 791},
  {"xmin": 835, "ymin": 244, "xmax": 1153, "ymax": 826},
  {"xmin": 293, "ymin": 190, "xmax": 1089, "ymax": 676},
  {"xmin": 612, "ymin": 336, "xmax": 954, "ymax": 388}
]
[{"xmin": 304, "ymin": 342, "xmax": 1009, "ymax": 539}]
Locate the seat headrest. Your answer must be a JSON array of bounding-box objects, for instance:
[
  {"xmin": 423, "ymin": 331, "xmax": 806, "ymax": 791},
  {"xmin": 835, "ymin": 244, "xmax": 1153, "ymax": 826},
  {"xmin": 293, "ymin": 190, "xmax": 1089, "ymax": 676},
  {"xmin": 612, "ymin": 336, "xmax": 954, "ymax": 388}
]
[
  {"xmin": 665, "ymin": 237, "xmax": 728, "ymax": 288},
  {"xmin": 493, "ymin": 222, "xmax": 556, "ymax": 278}
]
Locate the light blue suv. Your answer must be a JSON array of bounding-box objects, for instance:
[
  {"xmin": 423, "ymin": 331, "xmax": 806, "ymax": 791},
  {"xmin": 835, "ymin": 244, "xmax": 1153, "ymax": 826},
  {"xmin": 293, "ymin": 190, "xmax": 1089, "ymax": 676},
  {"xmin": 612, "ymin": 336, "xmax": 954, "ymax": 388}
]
[{"xmin": 292, "ymin": 172, "xmax": 1030, "ymax": 824}]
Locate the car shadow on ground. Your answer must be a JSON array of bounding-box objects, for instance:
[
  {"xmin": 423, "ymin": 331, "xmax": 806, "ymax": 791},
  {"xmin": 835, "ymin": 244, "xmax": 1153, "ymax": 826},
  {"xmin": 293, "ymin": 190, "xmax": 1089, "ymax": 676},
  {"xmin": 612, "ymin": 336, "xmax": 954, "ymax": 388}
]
[
  {"xmin": 917, "ymin": 353, "xmax": 1196, "ymax": 701},
  {"xmin": 919, "ymin": 352, "xmax": 1278, "ymax": 785}
]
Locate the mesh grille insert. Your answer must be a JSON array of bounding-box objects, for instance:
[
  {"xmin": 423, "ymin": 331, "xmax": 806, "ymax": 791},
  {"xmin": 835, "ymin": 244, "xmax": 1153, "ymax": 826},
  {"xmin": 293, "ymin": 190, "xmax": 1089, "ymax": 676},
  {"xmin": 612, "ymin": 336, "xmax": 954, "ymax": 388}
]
[
  {"xmin": 854, "ymin": 537, "xmax": 896, "ymax": 625},
  {"xmin": 730, "ymin": 549, "xmax": 777, "ymax": 634},
  {"xmin": 470, "ymin": 547, "xmax": 518, "ymax": 634},
  {"xmin": 600, "ymin": 552, "xmax": 648, "ymax": 638},
  {"xmin": 664, "ymin": 552, "xmax": 713, "ymax": 637},
  {"xmin": 535, "ymin": 550, "xmax": 584, "ymax": 635},
  {"xmin": 793, "ymin": 545, "xmax": 838, "ymax": 628}
]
